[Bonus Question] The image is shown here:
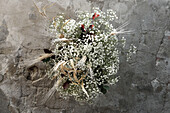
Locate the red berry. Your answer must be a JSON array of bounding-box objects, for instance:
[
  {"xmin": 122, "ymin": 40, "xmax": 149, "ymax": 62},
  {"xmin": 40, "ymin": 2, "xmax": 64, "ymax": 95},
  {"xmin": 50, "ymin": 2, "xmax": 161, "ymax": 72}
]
[
  {"xmin": 81, "ymin": 24, "xmax": 85, "ymax": 29},
  {"xmin": 92, "ymin": 13, "xmax": 96, "ymax": 19},
  {"xmin": 92, "ymin": 13, "xmax": 100, "ymax": 19},
  {"xmin": 89, "ymin": 25, "xmax": 94, "ymax": 29}
]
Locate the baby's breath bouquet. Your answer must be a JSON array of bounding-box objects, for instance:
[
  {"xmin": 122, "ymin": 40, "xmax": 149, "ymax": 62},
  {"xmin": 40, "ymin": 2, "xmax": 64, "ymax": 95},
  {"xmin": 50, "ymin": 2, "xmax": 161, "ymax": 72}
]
[{"xmin": 43, "ymin": 8, "xmax": 134, "ymax": 102}]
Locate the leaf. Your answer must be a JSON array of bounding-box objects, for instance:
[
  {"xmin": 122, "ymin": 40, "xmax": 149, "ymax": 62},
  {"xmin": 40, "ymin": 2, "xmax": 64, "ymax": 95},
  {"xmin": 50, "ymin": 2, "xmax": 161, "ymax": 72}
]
[
  {"xmin": 44, "ymin": 49, "xmax": 53, "ymax": 53},
  {"xmin": 101, "ymin": 88, "xmax": 107, "ymax": 94},
  {"xmin": 98, "ymin": 84, "xmax": 109, "ymax": 94},
  {"xmin": 103, "ymin": 85, "xmax": 109, "ymax": 90},
  {"xmin": 42, "ymin": 57, "xmax": 51, "ymax": 63},
  {"xmin": 63, "ymin": 80, "xmax": 71, "ymax": 89}
]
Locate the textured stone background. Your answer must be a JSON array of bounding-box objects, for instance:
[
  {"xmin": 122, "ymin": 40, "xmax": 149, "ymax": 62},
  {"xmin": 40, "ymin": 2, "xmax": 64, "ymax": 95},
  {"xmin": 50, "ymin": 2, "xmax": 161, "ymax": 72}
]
[{"xmin": 0, "ymin": 0, "xmax": 170, "ymax": 113}]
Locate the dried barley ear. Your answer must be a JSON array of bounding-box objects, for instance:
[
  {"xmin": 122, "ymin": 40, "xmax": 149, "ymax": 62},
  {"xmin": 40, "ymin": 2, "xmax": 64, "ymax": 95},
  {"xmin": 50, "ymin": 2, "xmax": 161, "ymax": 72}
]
[
  {"xmin": 32, "ymin": 0, "xmax": 55, "ymax": 18},
  {"xmin": 26, "ymin": 53, "xmax": 54, "ymax": 69}
]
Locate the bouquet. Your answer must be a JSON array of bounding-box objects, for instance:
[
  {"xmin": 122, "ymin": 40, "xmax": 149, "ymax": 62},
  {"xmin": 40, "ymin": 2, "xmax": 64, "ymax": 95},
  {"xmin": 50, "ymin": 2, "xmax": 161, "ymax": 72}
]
[{"xmin": 42, "ymin": 8, "xmax": 136, "ymax": 102}]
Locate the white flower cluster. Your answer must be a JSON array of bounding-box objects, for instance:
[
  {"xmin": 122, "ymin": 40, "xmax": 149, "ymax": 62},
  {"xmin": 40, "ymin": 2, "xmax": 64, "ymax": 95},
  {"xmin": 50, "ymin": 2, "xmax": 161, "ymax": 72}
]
[{"xmin": 46, "ymin": 8, "xmax": 131, "ymax": 102}]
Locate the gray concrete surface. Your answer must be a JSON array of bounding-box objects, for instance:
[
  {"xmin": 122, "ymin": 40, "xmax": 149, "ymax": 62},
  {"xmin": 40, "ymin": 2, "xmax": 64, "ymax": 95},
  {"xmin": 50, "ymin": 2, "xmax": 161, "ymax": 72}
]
[
  {"xmin": 0, "ymin": 89, "xmax": 10, "ymax": 113},
  {"xmin": 0, "ymin": 0, "xmax": 170, "ymax": 113}
]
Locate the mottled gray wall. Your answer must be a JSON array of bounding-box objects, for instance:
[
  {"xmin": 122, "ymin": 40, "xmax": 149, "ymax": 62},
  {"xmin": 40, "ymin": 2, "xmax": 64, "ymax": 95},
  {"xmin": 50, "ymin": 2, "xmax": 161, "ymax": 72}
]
[{"xmin": 0, "ymin": 0, "xmax": 170, "ymax": 113}]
